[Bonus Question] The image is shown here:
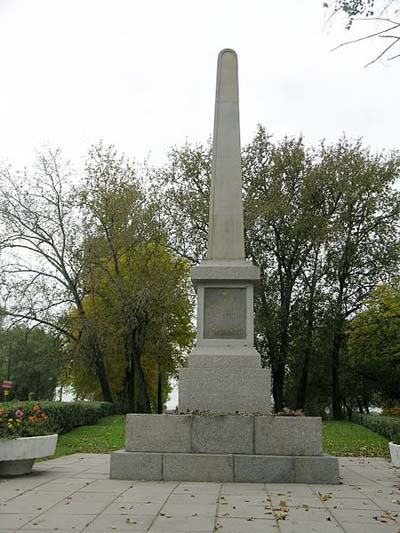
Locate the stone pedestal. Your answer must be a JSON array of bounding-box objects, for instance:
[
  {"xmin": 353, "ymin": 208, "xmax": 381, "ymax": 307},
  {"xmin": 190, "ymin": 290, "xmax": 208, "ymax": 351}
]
[
  {"xmin": 178, "ymin": 260, "xmax": 271, "ymax": 414},
  {"xmin": 109, "ymin": 49, "xmax": 339, "ymax": 484},
  {"xmin": 110, "ymin": 415, "xmax": 339, "ymax": 484}
]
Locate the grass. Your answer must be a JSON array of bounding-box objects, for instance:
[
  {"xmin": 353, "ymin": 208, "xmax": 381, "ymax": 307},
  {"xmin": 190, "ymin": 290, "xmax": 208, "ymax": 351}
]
[
  {"xmin": 43, "ymin": 416, "xmax": 391, "ymax": 460},
  {"xmin": 49, "ymin": 415, "xmax": 125, "ymax": 460},
  {"xmin": 323, "ymin": 420, "xmax": 390, "ymax": 457}
]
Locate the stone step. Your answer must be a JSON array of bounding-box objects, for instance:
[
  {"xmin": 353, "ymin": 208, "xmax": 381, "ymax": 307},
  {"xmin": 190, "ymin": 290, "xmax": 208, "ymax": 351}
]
[
  {"xmin": 125, "ymin": 414, "xmax": 322, "ymax": 456},
  {"xmin": 110, "ymin": 451, "xmax": 339, "ymax": 484}
]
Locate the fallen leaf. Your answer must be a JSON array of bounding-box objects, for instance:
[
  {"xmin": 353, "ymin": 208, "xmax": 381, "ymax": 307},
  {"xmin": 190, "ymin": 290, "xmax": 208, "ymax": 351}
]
[
  {"xmin": 318, "ymin": 492, "xmax": 332, "ymax": 502},
  {"xmin": 274, "ymin": 510, "xmax": 288, "ymax": 521}
]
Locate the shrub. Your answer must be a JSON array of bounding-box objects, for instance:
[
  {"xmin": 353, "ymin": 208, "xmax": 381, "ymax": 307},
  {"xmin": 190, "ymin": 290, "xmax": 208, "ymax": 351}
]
[
  {"xmin": 382, "ymin": 406, "xmax": 400, "ymax": 417},
  {"xmin": 352, "ymin": 413, "xmax": 400, "ymax": 444},
  {"xmin": 0, "ymin": 401, "xmax": 114, "ymax": 439}
]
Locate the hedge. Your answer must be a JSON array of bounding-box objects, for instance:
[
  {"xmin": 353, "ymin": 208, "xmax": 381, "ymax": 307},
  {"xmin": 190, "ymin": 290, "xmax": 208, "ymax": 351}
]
[
  {"xmin": 0, "ymin": 400, "xmax": 114, "ymax": 438},
  {"xmin": 352, "ymin": 412, "xmax": 400, "ymax": 444}
]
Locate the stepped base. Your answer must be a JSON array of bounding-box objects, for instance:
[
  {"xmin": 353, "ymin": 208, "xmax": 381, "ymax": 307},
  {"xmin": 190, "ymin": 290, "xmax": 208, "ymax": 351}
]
[
  {"xmin": 109, "ymin": 414, "xmax": 339, "ymax": 484},
  {"xmin": 110, "ymin": 451, "xmax": 339, "ymax": 484}
]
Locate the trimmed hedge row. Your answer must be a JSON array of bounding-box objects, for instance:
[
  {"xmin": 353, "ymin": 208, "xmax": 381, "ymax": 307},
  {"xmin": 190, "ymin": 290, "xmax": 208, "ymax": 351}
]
[
  {"xmin": 352, "ymin": 412, "xmax": 400, "ymax": 444},
  {"xmin": 0, "ymin": 400, "xmax": 114, "ymax": 437}
]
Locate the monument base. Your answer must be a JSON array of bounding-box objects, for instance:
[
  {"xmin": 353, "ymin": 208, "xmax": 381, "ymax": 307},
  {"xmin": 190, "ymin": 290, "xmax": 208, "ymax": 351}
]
[{"xmin": 109, "ymin": 414, "xmax": 339, "ymax": 484}]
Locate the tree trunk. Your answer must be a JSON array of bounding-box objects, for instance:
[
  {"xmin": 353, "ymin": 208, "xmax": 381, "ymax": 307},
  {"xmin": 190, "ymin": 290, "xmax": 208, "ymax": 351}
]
[
  {"xmin": 125, "ymin": 364, "xmax": 135, "ymax": 413},
  {"xmin": 91, "ymin": 337, "xmax": 113, "ymax": 403},
  {"xmin": 272, "ymin": 361, "xmax": 285, "ymax": 413},
  {"xmin": 134, "ymin": 356, "xmax": 151, "ymax": 413},
  {"xmin": 295, "ymin": 306, "xmax": 314, "ymax": 411},
  {"xmin": 356, "ymin": 397, "xmax": 364, "ymax": 413},
  {"xmin": 331, "ymin": 328, "xmax": 343, "ymax": 420},
  {"xmin": 295, "ymin": 257, "xmax": 318, "ymax": 411},
  {"xmin": 273, "ymin": 277, "xmax": 292, "ymax": 412},
  {"xmin": 157, "ymin": 365, "xmax": 163, "ymax": 414}
]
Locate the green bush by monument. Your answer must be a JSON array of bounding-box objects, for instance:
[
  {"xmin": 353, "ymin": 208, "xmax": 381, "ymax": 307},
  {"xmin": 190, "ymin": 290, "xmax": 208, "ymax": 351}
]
[
  {"xmin": 0, "ymin": 400, "xmax": 113, "ymax": 437},
  {"xmin": 352, "ymin": 413, "xmax": 400, "ymax": 444}
]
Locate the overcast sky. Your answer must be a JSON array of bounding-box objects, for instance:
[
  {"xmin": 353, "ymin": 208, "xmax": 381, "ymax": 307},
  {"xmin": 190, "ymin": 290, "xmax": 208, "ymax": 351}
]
[
  {"xmin": 1, "ymin": 0, "xmax": 399, "ymax": 407},
  {"xmin": 1, "ymin": 0, "xmax": 399, "ymax": 174}
]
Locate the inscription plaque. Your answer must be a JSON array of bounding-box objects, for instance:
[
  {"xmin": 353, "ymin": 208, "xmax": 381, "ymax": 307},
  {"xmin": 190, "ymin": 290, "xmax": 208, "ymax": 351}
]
[{"xmin": 204, "ymin": 287, "xmax": 246, "ymax": 339}]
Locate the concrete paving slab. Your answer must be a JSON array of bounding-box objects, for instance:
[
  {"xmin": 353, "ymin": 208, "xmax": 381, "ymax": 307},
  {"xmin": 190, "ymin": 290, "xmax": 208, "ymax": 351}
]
[
  {"xmin": 85, "ymin": 512, "xmax": 154, "ymax": 530},
  {"xmin": 279, "ymin": 520, "xmax": 342, "ymax": 532},
  {"xmin": 0, "ymin": 453, "xmax": 398, "ymax": 532},
  {"xmin": 330, "ymin": 507, "xmax": 400, "ymax": 524},
  {"xmin": 0, "ymin": 513, "xmax": 37, "ymax": 529},
  {"xmin": 167, "ymin": 493, "xmax": 219, "ymax": 505},
  {"xmin": 161, "ymin": 502, "xmax": 217, "ymax": 516},
  {"xmin": 269, "ymin": 494, "xmax": 326, "ymax": 508},
  {"xmin": 324, "ymin": 496, "xmax": 381, "ymax": 510},
  {"xmin": 150, "ymin": 514, "xmax": 215, "ymax": 530},
  {"xmin": 216, "ymin": 504, "xmax": 275, "ymax": 519},
  {"xmin": 214, "ymin": 517, "xmax": 279, "ymax": 531},
  {"xmin": 340, "ymin": 523, "xmax": 400, "ymax": 532},
  {"xmin": 20, "ymin": 512, "xmax": 96, "ymax": 530},
  {"xmin": 102, "ymin": 501, "xmax": 163, "ymax": 515}
]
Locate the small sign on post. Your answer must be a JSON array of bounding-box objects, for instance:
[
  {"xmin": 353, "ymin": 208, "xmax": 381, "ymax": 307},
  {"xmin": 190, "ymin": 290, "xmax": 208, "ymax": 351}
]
[{"xmin": 2, "ymin": 380, "xmax": 13, "ymax": 389}]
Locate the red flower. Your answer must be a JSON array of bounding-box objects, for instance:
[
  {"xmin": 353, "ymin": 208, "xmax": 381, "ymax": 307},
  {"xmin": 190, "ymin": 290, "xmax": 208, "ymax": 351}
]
[
  {"xmin": 15, "ymin": 409, "xmax": 24, "ymax": 418},
  {"xmin": 32, "ymin": 405, "xmax": 41, "ymax": 412}
]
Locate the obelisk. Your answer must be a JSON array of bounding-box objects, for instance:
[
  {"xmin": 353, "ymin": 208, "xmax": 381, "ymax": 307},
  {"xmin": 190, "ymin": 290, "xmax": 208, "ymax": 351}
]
[
  {"xmin": 110, "ymin": 49, "xmax": 339, "ymax": 484},
  {"xmin": 179, "ymin": 49, "xmax": 271, "ymax": 413}
]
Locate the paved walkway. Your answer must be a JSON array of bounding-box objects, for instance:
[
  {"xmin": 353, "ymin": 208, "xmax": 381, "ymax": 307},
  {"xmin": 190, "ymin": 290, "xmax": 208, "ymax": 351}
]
[{"xmin": 0, "ymin": 454, "xmax": 399, "ymax": 532}]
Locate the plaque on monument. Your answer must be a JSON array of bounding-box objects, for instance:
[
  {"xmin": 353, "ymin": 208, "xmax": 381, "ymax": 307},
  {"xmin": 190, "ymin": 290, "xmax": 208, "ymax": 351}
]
[{"xmin": 203, "ymin": 287, "xmax": 246, "ymax": 339}]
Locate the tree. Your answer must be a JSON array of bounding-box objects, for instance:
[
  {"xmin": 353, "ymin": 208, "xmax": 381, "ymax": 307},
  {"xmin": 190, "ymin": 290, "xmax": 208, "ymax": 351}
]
[
  {"xmin": 243, "ymin": 128, "xmax": 333, "ymax": 412},
  {"xmin": 0, "ymin": 150, "xmax": 113, "ymax": 402},
  {"xmin": 325, "ymin": 0, "xmax": 400, "ymax": 66},
  {"xmin": 320, "ymin": 138, "xmax": 400, "ymax": 418},
  {"xmin": 73, "ymin": 144, "xmax": 194, "ymax": 412},
  {"xmin": 153, "ymin": 128, "xmax": 400, "ymax": 416},
  {"xmin": 347, "ymin": 282, "xmax": 400, "ymax": 407},
  {"xmin": 0, "ymin": 325, "xmax": 62, "ymax": 401}
]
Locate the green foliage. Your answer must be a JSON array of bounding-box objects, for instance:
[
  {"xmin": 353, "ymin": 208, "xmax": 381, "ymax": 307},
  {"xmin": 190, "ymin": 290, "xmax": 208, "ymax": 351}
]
[
  {"xmin": 323, "ymin": 420, "xmax": 390, "ymax": 456},
  {"xmin": 67, "ymin": 144, "xmax": 195, "ymax": 412},
  {"xmin": 153, "ymin": 128, "xmax": 400, "ymax": 417},
  {"xmin": 352, "ymin": 412, "xmax": 400, "ymax": 443},
  {"xmin": 0, "ymin": 400, "xmax": 113, "ymax": 438},
  {"xmin": 0, "ymin": 326, "xmax": 63, "ymax": 401},
  {"xmin": 346, "ymin": 283, "xmax": 400, "ymax": 407}
]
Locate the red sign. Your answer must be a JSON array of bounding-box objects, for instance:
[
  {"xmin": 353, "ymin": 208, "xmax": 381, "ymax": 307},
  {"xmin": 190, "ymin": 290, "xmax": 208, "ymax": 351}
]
[{"xmin": 2, "ymin": 380, "xmax": 13, "ymax": 389}]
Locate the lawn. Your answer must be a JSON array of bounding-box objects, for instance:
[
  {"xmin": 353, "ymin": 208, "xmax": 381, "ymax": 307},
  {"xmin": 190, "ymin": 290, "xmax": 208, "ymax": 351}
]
[
  {"xmin": 45, "ymin": 416, "xmax": 391, "ymax": 460},
  {"xmin": 323, "ymin": 420, "xmax": 390, "ymax": 457},
  {"xmin": 50, "ymin": 414, "xmax": 125, "ymax": 459}
]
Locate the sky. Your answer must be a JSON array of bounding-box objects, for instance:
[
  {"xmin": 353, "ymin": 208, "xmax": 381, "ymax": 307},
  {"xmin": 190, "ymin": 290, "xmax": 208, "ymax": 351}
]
[
  {"xmin": 0, "ymin": 0, "xmax": 399, "ymax": 175},
  {"xmin": 1, "ymin": 0, "xmax": 399, "ymax": 408}
]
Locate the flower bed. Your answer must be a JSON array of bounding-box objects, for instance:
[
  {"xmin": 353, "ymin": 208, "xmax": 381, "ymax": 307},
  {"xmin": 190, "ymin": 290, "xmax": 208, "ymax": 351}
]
[
  {"xmin": 0, "ymin": 401, "xmax": 114, "ymax": 476},
  {"xmin": 0, "ymin": 405, "xmax": 56, "ymax": 476},
  {"xmin": 0, "ymin": 401, "xmax": 114, "ymax": 437}
]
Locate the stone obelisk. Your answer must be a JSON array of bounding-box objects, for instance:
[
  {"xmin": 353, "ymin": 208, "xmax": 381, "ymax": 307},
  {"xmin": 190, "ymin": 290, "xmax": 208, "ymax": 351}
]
[
  {"xmin": 110, "ymin": 50, "xmax": 339, "ymax": 484},
  {"xmin": 179, "ymin": 49, "xmax": 271, "ymax": 413}
]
